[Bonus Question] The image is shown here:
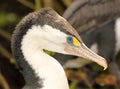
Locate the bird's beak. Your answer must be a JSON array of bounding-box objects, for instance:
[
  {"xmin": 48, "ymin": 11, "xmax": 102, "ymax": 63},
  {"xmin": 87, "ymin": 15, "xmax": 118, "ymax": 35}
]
[{"xmin": 65, "ymin": 43, "xmax": 108, "ymax": 70}]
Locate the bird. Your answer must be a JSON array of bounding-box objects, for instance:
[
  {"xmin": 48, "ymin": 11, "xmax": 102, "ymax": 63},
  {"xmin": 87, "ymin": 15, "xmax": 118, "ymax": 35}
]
[
  {"xmin": 53, "ymin": 0, "xmax": 120, "ymax": 85},
  {"xmin": 11, "ymin": 8, "xmax": 107, "ymax": 89}
]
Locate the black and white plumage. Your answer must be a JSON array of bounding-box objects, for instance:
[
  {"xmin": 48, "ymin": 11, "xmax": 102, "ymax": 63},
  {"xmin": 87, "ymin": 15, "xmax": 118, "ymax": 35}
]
[{"xmin": 11, "ymin": 8, "xmax": 107, "ymax": 89}]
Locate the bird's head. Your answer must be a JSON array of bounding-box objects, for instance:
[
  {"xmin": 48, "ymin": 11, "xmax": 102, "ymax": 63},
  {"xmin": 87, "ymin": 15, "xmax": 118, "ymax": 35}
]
[{"xmin": 15, "ymin": 8, "xmax": 107, "ymax": 70}]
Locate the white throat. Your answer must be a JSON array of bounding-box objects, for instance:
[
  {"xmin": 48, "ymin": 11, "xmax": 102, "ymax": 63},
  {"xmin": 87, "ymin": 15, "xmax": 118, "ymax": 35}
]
[{"xmin": 21, "ymin": 25, "xmax": 69, "ymax": 89}]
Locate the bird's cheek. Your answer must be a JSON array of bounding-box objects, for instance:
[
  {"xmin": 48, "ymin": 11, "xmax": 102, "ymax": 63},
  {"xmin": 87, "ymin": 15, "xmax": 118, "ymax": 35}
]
[{"xmin": 64, "ymin": 43, "xmax": 77, "ymax": 55}]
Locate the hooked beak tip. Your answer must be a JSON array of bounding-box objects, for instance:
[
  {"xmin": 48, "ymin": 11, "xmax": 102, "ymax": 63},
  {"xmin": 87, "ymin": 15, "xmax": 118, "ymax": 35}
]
[{"xmin": 103, "ymin": 59, "xmax": 108, "ymax": 70}]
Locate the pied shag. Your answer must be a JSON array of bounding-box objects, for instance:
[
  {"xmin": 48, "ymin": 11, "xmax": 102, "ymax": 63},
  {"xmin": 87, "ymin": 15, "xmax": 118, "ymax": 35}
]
[{"xmin": 11, "ymin": 8, "xmax": 107, "ymax": 89}]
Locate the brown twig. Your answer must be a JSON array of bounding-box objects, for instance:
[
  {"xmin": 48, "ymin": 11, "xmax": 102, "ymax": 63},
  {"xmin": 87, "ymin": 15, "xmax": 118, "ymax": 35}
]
[
  {"xmin": 18, "ymin": 0, "xmax": 35, "ymax": 10},
  {"xmin": 0, "ymin": 29, "xmax": 11, "ymax": 41},
  {"xmin": 0, "ymin": 72, "xmax": 10, "ymax": 89},
  {"xmin": 0, "ymin": 44, "xmax": 17, "ymax": 65}
]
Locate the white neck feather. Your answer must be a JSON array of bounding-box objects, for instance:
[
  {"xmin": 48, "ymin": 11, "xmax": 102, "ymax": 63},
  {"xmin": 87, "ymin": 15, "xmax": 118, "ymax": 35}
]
[{"xmin": 21, "ymin": 25, "xmax": 69, "ymax": 89}]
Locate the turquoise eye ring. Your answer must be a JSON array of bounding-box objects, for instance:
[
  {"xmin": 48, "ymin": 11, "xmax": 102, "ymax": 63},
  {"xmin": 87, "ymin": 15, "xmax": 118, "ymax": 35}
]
[
  {"xmin": 67, "ymin": 35, "xmax": 81, "ymax": 46},
  {"xmin": 67, "ymin": 35, "xmax": 73, "ymax": 44}
]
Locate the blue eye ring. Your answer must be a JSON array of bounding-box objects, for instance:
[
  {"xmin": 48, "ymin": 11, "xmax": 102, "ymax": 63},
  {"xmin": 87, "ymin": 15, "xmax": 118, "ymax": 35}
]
[
  {"xmin": 67, "ymin": 35, "xmax": 81, "ymax": 46},
  {"xmin": 67, "ymin": 35, "xmax": 73, "ymax": 44}
]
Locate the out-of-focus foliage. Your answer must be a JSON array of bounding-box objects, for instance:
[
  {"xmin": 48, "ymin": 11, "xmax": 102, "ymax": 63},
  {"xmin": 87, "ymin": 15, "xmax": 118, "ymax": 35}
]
[
  {"xmin": 95, "ymin": 74, "xmax": 117, "ymax": 86},
  {"xmin": 0, "ymin": 12, "xmax": 19, "ymax": 27}
]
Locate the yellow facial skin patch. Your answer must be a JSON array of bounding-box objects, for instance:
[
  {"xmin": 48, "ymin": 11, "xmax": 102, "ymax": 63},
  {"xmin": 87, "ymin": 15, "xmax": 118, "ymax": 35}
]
[{"xmin": 73, "ymin": 37, "xmax": 81, "ymax": 46}]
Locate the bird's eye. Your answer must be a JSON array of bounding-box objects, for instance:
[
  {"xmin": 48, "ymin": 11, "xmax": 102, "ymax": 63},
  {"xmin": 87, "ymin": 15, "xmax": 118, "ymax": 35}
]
[
  {"xmin": 67, "ymin": 35, "xmax": 81, "ymax": 46},
  {"xmin": 67, "ymin": 36, "xmax": 73, "ymax": 44}
]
